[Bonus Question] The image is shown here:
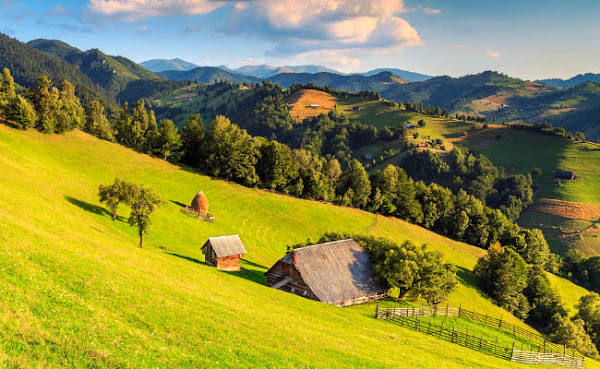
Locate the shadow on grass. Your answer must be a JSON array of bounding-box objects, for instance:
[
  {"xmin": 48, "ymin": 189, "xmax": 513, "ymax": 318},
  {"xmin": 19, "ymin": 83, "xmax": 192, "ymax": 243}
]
[
  {"xmin": 65, "ymin": 196, "xmax": 126, "ymax": 221},
  {"xmin": 170, "ymin": 200, "xmax": 188, "ymax": 208},
  {"xmin": 168, "ymin": 252, "xmax": 203, "ymax": 264},
  {"xmin": 167, "ymin": 252, "xmax": 268, "ymax": 285}
]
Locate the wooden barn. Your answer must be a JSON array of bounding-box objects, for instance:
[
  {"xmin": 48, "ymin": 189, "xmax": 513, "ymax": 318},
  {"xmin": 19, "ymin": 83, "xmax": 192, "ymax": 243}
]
[
  {"xmin": 201, "ymin": 235, "xmax": 247, "ymax": 272},
  {"xmin": 555, "ymin": 170, "xmax": 575, "ymax": 180},
  {"xmin": 265, "ymin": 239, "xmax": 386, "ymax": 307}
]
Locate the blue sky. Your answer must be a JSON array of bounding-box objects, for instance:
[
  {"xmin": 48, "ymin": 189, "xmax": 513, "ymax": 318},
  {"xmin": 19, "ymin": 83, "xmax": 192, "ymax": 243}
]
[{"xmin": 1, "ymin": 0, "xmax": 599, "ymax": 79}]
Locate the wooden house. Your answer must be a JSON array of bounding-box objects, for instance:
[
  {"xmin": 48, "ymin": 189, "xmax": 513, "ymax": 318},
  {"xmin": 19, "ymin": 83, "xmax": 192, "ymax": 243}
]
[
  {"xmin": 265, "ymin": 239, "xmax": 386, "ymax": 307},
  {"xmin": 201, "ymin": 235, "xmax": 247, "ymax": 272},
  {"xmin": 555, "ymin": 170, "xmax": 575, "ymax": 180}
]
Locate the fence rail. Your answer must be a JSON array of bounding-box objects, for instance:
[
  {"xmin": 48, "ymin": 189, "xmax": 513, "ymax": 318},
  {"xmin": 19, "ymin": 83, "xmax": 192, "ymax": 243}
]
[{"xmin": 376, "ymin": 305, "xmax": 584, "ymax": 368}]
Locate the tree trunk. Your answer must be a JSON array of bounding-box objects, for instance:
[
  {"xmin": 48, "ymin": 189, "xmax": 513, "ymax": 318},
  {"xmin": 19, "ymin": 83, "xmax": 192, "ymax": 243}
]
[
  {"xmin": 139, "ymin": 234, "xmax": 144, "ymax": 249},
  {"xmin": 112, "ymin": 211, "xmax": 117, "ymax": 221}
]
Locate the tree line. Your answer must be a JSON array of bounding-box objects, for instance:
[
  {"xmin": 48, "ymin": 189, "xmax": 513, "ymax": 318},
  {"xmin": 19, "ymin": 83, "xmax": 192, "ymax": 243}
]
[
  {"xmin": 475, "ymin": 243, "xmax": 600, "ymax": 358},
  {"xmin": 400, "ymin": 147, "xmax": 534, "ymax": 221}
]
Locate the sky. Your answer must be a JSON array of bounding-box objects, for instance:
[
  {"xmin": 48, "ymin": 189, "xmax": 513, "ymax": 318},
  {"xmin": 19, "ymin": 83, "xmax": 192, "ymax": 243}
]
[{"xmin": 0, "ymin": 0, "xmax": 599, "ymax": 80}]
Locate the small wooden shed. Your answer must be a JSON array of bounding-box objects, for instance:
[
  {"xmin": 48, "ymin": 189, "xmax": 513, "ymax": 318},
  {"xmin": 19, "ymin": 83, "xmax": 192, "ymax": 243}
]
[
  {"xmin": 201, "ymin": 235, "xmax": 247, "ymax": 272},
  {"xmin": 555, "ymin": 170, "xmax": 575, "ymax": 180},
  {"xmin": 265, "ymin": 239, "xmax": 386, "ymax": 307}
]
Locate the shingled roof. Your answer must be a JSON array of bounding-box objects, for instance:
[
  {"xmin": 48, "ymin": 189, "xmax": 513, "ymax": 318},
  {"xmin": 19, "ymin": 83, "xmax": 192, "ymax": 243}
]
[
  {"xmin": 203, "ymin": 235, "xmax": 247, "ymax": 257},
  {"xmin": 277, "ymin": 239, "xmax": 384, "ymax": 305}
]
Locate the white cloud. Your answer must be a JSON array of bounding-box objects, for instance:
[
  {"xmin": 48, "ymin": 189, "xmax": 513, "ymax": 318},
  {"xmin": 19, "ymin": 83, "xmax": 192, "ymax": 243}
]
[
  {"xmin": 485, "ymin": 50, "xmax": 500, "ymax": 58},
  {"xmin": 222, "ymin": 0, "xmax": 421, "ymax": 60},
  {"xmin": 423, "ymin": 7, "xmax": 441, "ymax": 14},
  {"xmin": 85, "ymin": 0, "xmax": 225, "ymax": 21},
  {"xmin": 83, "ymin": 0, "xmax": 423, "ymax": 66}
]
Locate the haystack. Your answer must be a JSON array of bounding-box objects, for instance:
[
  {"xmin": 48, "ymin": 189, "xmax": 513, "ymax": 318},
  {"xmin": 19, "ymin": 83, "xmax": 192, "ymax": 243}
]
[{"xmin": 191, "ymin": 191, "xmax": 209, "ymax": 215}]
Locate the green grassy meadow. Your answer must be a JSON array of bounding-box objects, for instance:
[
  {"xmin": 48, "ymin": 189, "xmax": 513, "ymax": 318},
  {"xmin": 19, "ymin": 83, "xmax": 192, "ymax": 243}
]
[
  {"xmin": 0, "ymin": 125, "xmax": 596, "ymax": 368},
  {"xmin": 460, "ymin": 127, "xmax": 600, "ymax": 255}
]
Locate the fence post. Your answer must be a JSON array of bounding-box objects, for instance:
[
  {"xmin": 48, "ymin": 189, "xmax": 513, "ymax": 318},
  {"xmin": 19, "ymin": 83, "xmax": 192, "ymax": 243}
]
[
  {"xmin": 412, "ymin": 306, "xmax": 415, "ymax": 318},
  {"xmin": 452, "ymin": 326, "xmax": 456, "ymax": 343},
  {"xmin": 543, "ymin": 338, "xmax": 546, "ymax": 353},
  {"xmin": 479, "ymin": 333, "xmax": 483, "ymax": 351},
  {"xmin": 428, "ymin": 320, "xmax": 431, "ymax": 334},
  {"xmin": 376, "ymin": 304, "xmax": 379, "ymax": 319},
  {"xmin": 511, "ymin": 341, "xmax": 515, "ymax": 360},
  {"xmin": 459, "ymin": 303, "xmax": 461, "ymax": 318},
  {"xmin": 499, "ymin": 314, "xmax": 502, "ymax": 329},
  {"xmin": 446, "ymin": 303, "xmax": 449, "ymax": 317},
  {"xmin": 494, "ymin": 336, "xmax": 498, "ymax": 357}
]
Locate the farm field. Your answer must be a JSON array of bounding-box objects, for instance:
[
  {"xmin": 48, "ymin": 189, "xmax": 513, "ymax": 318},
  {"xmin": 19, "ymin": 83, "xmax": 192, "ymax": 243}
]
[
  {"xmin": 286, "ymin": 89, "xmax": 337, "ymax": 122},
  {"xmin": 459, "ymin": 127, "xmax": 600, "ymax": 255},
  {"xmin": 0, "ymin": 124, "xmax": 594, "ymax": 368}
]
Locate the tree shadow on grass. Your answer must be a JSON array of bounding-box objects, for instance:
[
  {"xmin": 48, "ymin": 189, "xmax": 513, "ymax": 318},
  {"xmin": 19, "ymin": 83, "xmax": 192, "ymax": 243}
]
[
  {"xmin": 64, "ymin": 196, "xmax": 126, "ymax": 221},
  {"xmin": 456, "ymin": 266, "xmax": 492, "ymax": 300},
  {"xmin": 167, "ymin": 252, "xmax": 268, "ymax": 285}
]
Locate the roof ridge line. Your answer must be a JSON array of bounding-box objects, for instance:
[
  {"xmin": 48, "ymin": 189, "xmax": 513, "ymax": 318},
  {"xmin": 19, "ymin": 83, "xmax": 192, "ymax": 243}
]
[{"xmin": 294, "ymin": 238, "xmax": 355, "ymax": 252}]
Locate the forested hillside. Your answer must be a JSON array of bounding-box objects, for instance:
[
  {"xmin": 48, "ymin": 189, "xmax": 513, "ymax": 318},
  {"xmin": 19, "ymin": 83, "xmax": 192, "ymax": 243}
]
[
  {"xmin": 0, "ymin": 34, "xmax": 113, "ymax": 107},
  {"xmin": 28, "ymin": 39, "xmax": 162, "ymax": 96}
]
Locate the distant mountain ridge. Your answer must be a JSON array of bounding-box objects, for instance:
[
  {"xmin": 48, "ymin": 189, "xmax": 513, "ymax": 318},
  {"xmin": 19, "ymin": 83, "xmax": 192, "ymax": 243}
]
[
  {"xmin": 28, "ymin": 39, "xmax": 162, "ymax": 95},
  {"xmin": 140, "ymin": 58, "xmax": 199, "ymax": 72},
  {"xmin": 537, "ymin": 73, "xmax": 600, "ymax": 88},
  {"xmin": 157, "ymin": 67, "xmax": 260, "ymax": 84},
  {"xmin": 355, "ymin": 68, "xmax": 431, "ymax": 82}
]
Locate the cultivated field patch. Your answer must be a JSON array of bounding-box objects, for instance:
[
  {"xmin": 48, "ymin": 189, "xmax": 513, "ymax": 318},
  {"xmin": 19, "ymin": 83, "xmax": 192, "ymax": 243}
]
[{"xmin": 287, "ymin": 89, "xmax": 337, "ymax": 122}]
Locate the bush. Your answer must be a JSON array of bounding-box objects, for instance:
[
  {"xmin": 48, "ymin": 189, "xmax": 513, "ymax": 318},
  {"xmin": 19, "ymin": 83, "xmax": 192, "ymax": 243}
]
[{"xmin": 531, "ymin": 168, "xmax": 542, "ymax": 177}]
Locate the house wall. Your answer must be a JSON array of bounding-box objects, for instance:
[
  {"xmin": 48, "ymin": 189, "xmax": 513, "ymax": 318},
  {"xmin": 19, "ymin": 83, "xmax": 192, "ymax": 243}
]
[
  {"xmin": 204, "ymin": 245, "xmax": 217, "ymax": 267},
  {"xmin": 216, "ymin": 255, "xmax": 241, "ymax": 272},
  {"xmin": 266, "ymin": 262, "xmax": 319, "ymax": 301}
]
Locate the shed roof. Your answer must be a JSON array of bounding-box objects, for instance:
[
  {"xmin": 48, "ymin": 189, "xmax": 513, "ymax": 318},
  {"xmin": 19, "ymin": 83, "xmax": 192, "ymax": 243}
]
[
  {"xmin": 272, "ymin": 239, "xmax": 384, "ymax": 304},
  {"xmin": 204, "ymin": 235, "xmax": 247, "ymax": 257}
]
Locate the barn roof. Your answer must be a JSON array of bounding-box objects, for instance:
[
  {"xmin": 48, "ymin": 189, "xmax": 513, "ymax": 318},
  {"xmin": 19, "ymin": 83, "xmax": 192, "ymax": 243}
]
[
  {"xmin": 274, "ymin": 239, "xmax": 384, "ymax": 304},
  {"xmin": 204, "ymin": 235, "xmax": 247, "ymax": 257}
]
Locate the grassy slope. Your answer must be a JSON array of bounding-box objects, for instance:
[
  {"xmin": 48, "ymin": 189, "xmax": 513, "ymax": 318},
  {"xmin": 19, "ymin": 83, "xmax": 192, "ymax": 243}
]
[
  {"xmin": 460, "ymin": 127, "xmax": 600, "ymax": 255},
  {"xmin": 0, "ymin": 126, "xmax": 594, "ymax": 368}
]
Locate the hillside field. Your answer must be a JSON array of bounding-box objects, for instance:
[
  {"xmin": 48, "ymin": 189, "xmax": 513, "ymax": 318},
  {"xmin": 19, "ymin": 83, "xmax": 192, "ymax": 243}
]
[
  {"xmin": 459, "ymin": 127, "xmax": 600, "ymax": 255},
  {"xmin": 0, "ymin": 124, "xmax": 595, "ymax": 368}
]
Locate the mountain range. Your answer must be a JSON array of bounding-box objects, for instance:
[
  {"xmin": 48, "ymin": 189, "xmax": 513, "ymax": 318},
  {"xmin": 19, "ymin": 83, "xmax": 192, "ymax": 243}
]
[
  {"xmin": 2, "ymin": 34, "xmax": 600, "ymax": 139},
  {"xmin": 141, "ymin": 58, "xmax": 432, "ymax": 82},
  {"xmin": 140, "ymin": 58, "xmax": 199, "ymax": 72},
  {"xmin": 536, "ymin": 73, "xmax": 600, "ymax": 88}
]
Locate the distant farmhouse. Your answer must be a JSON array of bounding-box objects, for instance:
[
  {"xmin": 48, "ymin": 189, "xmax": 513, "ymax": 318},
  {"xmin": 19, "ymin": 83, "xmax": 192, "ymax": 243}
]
[
  {"xmin": 406, "ymin": 123, "xmax": 415, "ymax": 129},
  {"xmin": 555, "ymin": 170, "xmax": 576, "ymax": 180},
  {"xmin": 202, "ymin": 235, "xmax": 247, "ymax": 272},
  {"xmin": 266, "ymin": 239, "xmax": 386, "ymax": 307}
]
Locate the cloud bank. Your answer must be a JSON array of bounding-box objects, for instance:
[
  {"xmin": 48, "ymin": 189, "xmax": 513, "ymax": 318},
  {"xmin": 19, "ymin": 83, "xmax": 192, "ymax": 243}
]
[
  {"xmin": 86, "ymin": 0, "xmax": 225, "ymax": 21},
  {"xmin": 84, "ymin": 0, "xmax": 423, "ymax": 68}
]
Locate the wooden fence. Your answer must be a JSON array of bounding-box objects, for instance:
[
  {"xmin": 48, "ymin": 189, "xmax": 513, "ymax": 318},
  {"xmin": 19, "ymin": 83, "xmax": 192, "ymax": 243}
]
[{"xmin": 376, "ymin": 305, "xmax": 584, "ymax": 368}]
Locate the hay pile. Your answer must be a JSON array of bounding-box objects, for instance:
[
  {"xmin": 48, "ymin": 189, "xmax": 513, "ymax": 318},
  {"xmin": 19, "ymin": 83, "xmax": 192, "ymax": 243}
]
[{"xmin": 191, "ymin": 191, "xmax": 209, "ymax": 216}]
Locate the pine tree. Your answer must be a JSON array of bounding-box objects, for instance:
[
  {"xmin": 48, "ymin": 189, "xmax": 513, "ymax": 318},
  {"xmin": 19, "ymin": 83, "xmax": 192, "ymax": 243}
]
[
  {"xmin": 85, "ymin": 100, "xmax": 114, "ymax": 141},
  {"xmin": 180, "ymin": 113, "xmax": 205, "ymax": 166},
  {"xmin": 7, "ymin": 95, "xmax": 37, "ymax": 129},
  {"xmin": 156, "ymin": 119, "xmax": 181, "ymax": 160},
  {"xmin": 56, "ymin": 80, "xmax": 85, "ymax": 133}
]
